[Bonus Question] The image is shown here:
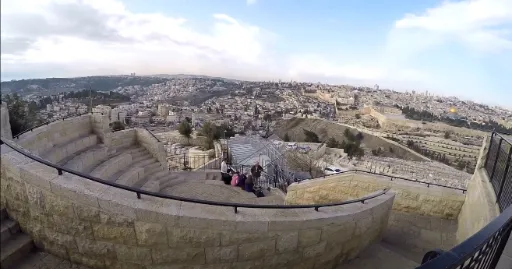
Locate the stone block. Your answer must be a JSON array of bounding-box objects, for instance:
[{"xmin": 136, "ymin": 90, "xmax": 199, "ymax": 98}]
[
  {"xmin": 205, "ymin": 245, "xmax": 238, "ymax": 263},
  {"xmin": 74, "ymin": 203, "xmax": 101, "ymax": 222},
  {"xmin": 92, "ymin": 224, "xmax": 137, "ymax": 245},
  {"xmin": 135, "ymin": 221, "xmax": 167, "ymax": 246},
  {"xmin": 276, "ymin": 231, "xmax": 298, "ymax": 253},
  {"xmin": 99, "ymin": 211, "xmax": 135, "ymax": 227},
  {"xmin": 263, "ymin": 252, "xmax": 301, "ymax": 268},
  {"xmin": 69, "ymin": 251, "xmax": 105, "ymax": 268},
  {"xmin": 231, "ymin": 260, "xmax": 264, "ymax": 269},
  {"xmin": 50, "ymin": 214, "xmax": 94, "ymax": 239},
  {"xmin": 167, "ymin": 227, "xmax": 220, "ymax": 248},
  {"xmin": 105, "ymin": 260, "xmax": 146, "ymax": 269},
  {"xmin": 151, "ymin": 247, "xmax": 206, "ymax": 264},
  {"xmin": 75, "ymin": 237, "xmax": 116, "ymax": 259},
  {"xmin": 115, "ymin": 244, "xmax": 152, "ymax": 265},
  {"xmin": 220, "ymin": 231, "xmax": 275, "ymax": 246},
  {"xmin": 238, "ymin": 240, "xmax": 275, "ymax": 261},
  {"xmin": 298, "ymin": 229, "xmax": 321, "ymax": 247},
  {"xmin": 44, "ymin": 193, "xmax": 75, "ymax": 217},
  {"xmin": 44, "ymin": 229, "xmax": 78, "ymax": 252},
  {"xmin": 321, "ymin": 222, "xmax": 355, "ymax": 246},
  {"xmin": 303, "ymin": 241, "xmax": 327, "ymax": 258}
]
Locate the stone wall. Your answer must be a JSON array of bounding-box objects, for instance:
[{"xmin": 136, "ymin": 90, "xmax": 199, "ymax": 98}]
[
  {"xmin": 135, "ymin": 128, "xmax": 167, "ymax": 167},
  {"xmin": 456, "ymin": 136, "xmax": 500, "ymax": 243},
  {"xmin": 91, "ymin": 113, "xmax": 110, "ymax": 143},
  {"xmin": 1, "ymin": 142, "xmax": 395, "ymax": 269},
  {"xmin": 285, "ymin": 172, "xmax": 465, "ymax": 220},
  {"xmin": 1, "ymin": 102, "xmax": 13, "ymax": 139},
  {"xmin": 16, "ymin": 114, "xmax": 93, "ymax": 155},
  {"xmin": 104, "ymin": 129, "xmax": 136, "ymax": 149}
]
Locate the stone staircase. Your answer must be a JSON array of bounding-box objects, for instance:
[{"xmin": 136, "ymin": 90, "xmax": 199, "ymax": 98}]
[
  {"xmin": 1, "ymin": 208, "xmax": 90, "ymax": 269},
  {"xmin": 339, "ymin": 242, "xmax": 420, "ymax": 269},
  {"xmin": 0, "ymin": 208, "xmax": 34, "ymax": 268}
]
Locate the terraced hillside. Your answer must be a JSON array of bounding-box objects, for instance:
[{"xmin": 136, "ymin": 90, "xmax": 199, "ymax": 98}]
[{"xmin": 275, "ymin": 117, "xmax": 426, "ymax": 161}]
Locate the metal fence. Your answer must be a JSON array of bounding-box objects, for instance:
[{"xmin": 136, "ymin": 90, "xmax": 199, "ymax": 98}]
[
  {"xmin": 485, "ymin": 132, "xmax": 512, "ymax": 212},
  {"xmin": 167, "ymin": 154, "xmax": 220, "ymax": 171},
  {"xmin": 418, "ymin": 131, "xmax": 512, "ymax": 269}
]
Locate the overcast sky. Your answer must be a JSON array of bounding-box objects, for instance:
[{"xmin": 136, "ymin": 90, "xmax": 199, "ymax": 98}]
[{"xmin": 1, "ymin": 0, "xmax": 511, "ymax": 107}]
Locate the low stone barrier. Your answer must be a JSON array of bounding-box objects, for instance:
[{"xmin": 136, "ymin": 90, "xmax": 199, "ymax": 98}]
[
  {"xmin": 1, "ymin": 143, "xmax": 395, "ymax": 269},
  {"xmin": 285, "ymin": 172, "xmax": 465, "ymax": 220},
  {"xmin": 16, "ymin": 114, "xmax": 93, "ymax": 154},
  {"xmin": 104, "ymin": 129, "xmax": 136, "ymax": 149},
  {"xmin": 135, "ymin": 128, "xmax": 167, "ymax": 167}
]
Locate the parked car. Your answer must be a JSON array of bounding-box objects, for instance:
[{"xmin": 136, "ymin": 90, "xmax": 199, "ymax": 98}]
[{"xmin": 324, "ymin": 166, "xmax": 346, "ymax": 175}]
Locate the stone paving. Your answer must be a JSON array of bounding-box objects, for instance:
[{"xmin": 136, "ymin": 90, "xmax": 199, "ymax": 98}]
[{"xmin": 13, "ymin": 251, "xmax": 90, "ymax": 269}]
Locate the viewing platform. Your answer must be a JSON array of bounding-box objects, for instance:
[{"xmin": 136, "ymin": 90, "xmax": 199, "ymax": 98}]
[{"xmin": 0, "ymin": 105, "xmax": 510, "ymax": 269}]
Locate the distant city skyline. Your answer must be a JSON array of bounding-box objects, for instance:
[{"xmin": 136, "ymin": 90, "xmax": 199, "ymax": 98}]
[{"xmin": 1, "ymin": 0, "xmax": 511, "ymax": 108}]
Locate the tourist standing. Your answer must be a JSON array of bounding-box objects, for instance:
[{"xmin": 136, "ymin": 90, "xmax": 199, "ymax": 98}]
[
  {"xmin": 251, "ymin": 161, "xmax": 263, "ymax": 186},
  {"xmin": 245, "ymin": 174, "xmax": 254, "ymax": 192},
  {"xmin": 221, "ymin": 159, "xmax": 231, "ymax": 184}
]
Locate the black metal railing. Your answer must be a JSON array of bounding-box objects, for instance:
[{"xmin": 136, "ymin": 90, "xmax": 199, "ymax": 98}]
[
  {"xmin": 417, "ymin": 205, "xmax": 512, "ymax": 269},
  {"xmin": 167, "ymin": 154, "xmax": 221, "ymax": 171},
  {"xmin": 143, "ymin": 127, "xmax": 161, "ymax": 142},
  {"xmin": 418, "ymin": 131, "xmax": 512, "ymax": 269},
  {"xmin": 0, "ymin": 137, "xmax": 390, "ymax": 213},
  {"xmin": 485, "ymin": 132, "xmax": 512, "ymax": 212}
]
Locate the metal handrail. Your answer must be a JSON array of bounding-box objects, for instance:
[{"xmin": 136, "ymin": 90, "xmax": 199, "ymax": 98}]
[
  {"xmin": 0, "ymin": 137, "xmax": 390, "ymax": 213},
  {"xmin": 143, "ymin": 127, "xmax": 160, "ymax": 142},
  {"xmin": 416, "ymin": 205, "xmax": 512, "ymax": 269}
]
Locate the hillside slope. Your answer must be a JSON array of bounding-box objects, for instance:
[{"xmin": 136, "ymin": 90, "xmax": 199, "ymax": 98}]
[{"xmin": 275, "ymin": 117, "xmax": 426, "ymax": 161}]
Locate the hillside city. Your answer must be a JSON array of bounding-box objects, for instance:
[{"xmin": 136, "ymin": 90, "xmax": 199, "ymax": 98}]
[{"xmin": 1, "ymin": 75, "xmax": 511, "ymax": 190}]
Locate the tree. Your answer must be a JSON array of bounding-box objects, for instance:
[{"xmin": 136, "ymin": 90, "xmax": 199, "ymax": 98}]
[
  {"xmin": 109, "ymin": 121, "xmax": 125, "ymax": 132},
  {"xmin": 326, "ymin": 137, "xmax": 340, "ymax": 148},
  {"xmin": 4, "ymin": 93, "xmax": 39, "ymax": 136},
  {"xmin": 263, "ymin": 113, "xmax": 272, "ymax": 122},
  {"xmin": 444, "ymin": 131, "xmax": 452, "ymax": 139},
  {"xmin": 283, "ymin": 133, "xmax": 291, "ymax": 142},
  {"xmin": 303, "ymin": 129, "xmax": 320, "ymax": 143},
  {"xmin": 355, "ymin": 113, "xmax": 361, "ymax": 119},
  {"xmin": 199, "ymin": 121, "xmax": 220, "ymax": 149},
  {"xmin": 178, "ymin": 121, "xmax": 193, "ymax": 144}
]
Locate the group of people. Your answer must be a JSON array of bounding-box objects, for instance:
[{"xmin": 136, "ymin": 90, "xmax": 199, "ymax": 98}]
[{"xmin": 220, "ymin": 159, "xmax": 263, "ymax": 193}]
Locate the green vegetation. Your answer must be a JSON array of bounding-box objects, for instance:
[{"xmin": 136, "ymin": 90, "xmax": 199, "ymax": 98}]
[
  {"xmin": 355, "ymin": 113, "xmax": 361, "ymax": 119},
  {"xmin": 178, "ymin": 121, "xmax": 193, "ymax": 144},
  {"xmin": 444, "ymin": 131, "xmax": 452, "ymax": 139},
  {"xmin": 326, "ymin": 129, "xmax": 365, "ymax": 159},
  {"xmin": 303, "ymin": 129, "xmax": 320, "ymax": 143},
  {"xmin": 109, "ymin": 121, "xmax": 125, "ymax": 132},
  {"xmin": 2, "ymin": 93, "xmax": 41, "ymax": 136},
  {"xmin": 198, "ymin": 121, "xmax": 236, "ymax": 149},
  {"xmin": 406, "ymin": 140, "xmax": 451, "ymax": 165},
  {"xmin": 400, "ymin": 105, "xmax": 512, "ymax": 133},
  {"xmin": 283, "ymin": 133, "xmax": 291, "ymax": 142},
  {"xmin": 63, "ymin": 89, "xmax": 130, "ymax": 105}
]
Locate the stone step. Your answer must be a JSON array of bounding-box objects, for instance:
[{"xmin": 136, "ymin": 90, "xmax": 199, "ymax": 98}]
[
  {"xmin": 0, "ymin": 233, "xmax": 34, "ymax": 269},
  {"xmin": 0, "ymin": 208, "xmax": 7, "ymax": 221},
  {"xmin": 115, "ymin": 167, "xmax": 145, "ymax": 187},
  {"xmin": 339, "ymin": 243, "xmax": 419, "ymax": 269},
  {"xmin": 140, "ymin": 179, "xmax": 160, "ymax": 192},
  {"xmin": 0, "ymin": 219, "xmax": 20, "ymax": 243},
  {"xmin": 91, "ymin": 153, "xmax": 133, "ymax": 180},
  {"xmin": 40, "ymin": 134, "xmax": 97, "ymax": 163},
  {"xmin": 61, "ymin": 145, "xmax": 108, "ymax": 172}
]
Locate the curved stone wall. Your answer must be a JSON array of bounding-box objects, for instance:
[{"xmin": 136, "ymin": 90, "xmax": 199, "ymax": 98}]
[{"xmin": 1, "ymin": 141, "xmax": 394, "ymax": 269}]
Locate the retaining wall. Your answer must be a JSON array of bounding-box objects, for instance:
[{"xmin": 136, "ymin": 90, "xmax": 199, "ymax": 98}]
[
  {"xmin": 1, "ymin": 102, "xmax": 12, "ymax": 139},
  {"xmin": 456, "ymin": 136, "xmax": 500, "ymax": 243},
  {"xmin": 104, "ymin": 129, "xmax": 137, "ymax": 149},
  {"xmin": 16, "ymin": 114, "xmax": 93, "ymax": 155},
  {"xmin": 135, "ymin": 128, "xmax": 167, "ymax": 167},
  {"xmin": 0, "ymin": 142, "xmax": 395, "ymax": 269},
  {"xmin": 286, "ymin": 172, "xmax": 465, "ymax": 220}
]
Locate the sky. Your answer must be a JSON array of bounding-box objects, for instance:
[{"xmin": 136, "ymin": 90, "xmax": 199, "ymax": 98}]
[{"xmin": 1, "ymin": 0, "xmax": 511, "ymax": 107}]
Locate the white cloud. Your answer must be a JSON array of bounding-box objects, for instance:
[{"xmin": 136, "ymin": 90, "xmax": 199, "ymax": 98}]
[
  {"xmin": 395, "ymin": 0, "xmax": 512, "ymax": 52},
  {"xmin": 246, "ymin": 0, "xmax": 257, "ymax": 6},
  {"xmin": 1, "ymin": 0, "xmax": 273, "ymax": 79}
]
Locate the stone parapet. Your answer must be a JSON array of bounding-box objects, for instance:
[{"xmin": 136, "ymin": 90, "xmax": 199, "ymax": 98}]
[
  {"xmin": 15, "ymin": 114, "xmax": 93, "ymax": 154},
  {"xmin": 135, "ymin": 128, "xmax": 167, "ymax": 167},
  {"xmin": 0, "ymin": 102, "xmax": 13, "ymax": 139},
  {"xmin": 104, "ymin": 129, "xmax": 136, "ymax": 149},
  {"xmin": 1, "ymin": 143, "xmax": 394, "ymax": 269},
  {"xmin": 286, "ymin": 171, "xmax": 465, "ymax": 220}
]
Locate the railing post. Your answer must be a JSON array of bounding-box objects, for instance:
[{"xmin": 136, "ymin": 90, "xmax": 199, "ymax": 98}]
[
  {"xmin": 488, "ymin": 227, "xmax": 512, "ymax": 269},
  {"xmin": 484, "ymin": 132, "xmax": 495, "ymax": 168},
  {"xmin": 496, "ymin": 146, "xmax": 512, "ymax": 204},
  {"xmin": 490, "ymin": 138, "xmax": 504, "ymax": 180}
]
